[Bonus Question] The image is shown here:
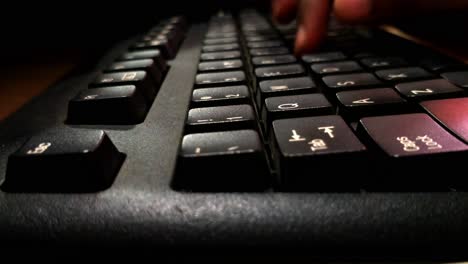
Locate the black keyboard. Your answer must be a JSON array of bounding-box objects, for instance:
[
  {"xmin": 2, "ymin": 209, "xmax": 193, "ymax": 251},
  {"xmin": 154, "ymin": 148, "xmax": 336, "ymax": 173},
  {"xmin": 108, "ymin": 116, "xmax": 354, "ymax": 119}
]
[{"xmin": 1, "ymin": 9, "xmax": 468, "ymax": 259}]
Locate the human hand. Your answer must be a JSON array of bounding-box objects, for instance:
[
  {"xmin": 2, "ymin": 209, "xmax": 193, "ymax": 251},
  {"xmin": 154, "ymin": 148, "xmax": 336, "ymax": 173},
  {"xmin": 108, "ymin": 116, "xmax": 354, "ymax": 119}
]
[{"xmin": 272, "ymin": 0, "xmax": 468, "ymax": 56}]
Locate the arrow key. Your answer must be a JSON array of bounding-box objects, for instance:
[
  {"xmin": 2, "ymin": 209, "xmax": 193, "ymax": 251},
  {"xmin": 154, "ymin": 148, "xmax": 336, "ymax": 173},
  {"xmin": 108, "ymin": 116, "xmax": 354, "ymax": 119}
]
[{"xmin": 336, "ymin": 88, "xmax": 411, "ymax": 120}]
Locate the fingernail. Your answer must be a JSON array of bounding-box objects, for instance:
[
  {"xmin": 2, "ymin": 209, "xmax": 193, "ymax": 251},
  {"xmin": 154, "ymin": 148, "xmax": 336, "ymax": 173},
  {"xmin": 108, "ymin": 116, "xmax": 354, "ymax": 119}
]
[{"xmin": 294, "ymin": 25, "xmax": 306, "ymax": 56}]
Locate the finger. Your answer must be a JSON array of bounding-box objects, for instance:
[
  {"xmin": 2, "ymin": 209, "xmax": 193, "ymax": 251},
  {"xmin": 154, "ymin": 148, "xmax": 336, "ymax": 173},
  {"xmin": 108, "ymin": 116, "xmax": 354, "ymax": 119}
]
[
  {"xmin": 334, "ymin": 0, "xmax": 468, "ymax": 24},
  {"xmin": 272, "ymin": 0, "xmax": 298, "ymax": 24},
  {"xmin": 295, "ymin": 0, "xmax": 331, "ymax": 56}
]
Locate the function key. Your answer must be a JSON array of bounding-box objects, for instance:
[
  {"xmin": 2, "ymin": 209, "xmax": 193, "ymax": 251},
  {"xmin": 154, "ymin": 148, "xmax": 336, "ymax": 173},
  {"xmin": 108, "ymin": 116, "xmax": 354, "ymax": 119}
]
[
  {"xmin": 119, "ymin": 50, "xmax": 167, "ymax": 72},
  {"xmin": 302, "ymin": 52, "xmax": 346, "ymax": 63},
  {"xmin": 361, "ymin": 57, "xmax": 408, "ymax": 70},
  {"xmin": 311, "ymin": 61, "xmax": 362, "ymax": 75},
  {"xmin": 90, "ymin": 71, "xmax": 155, "ymax": 100},
  {"xmin": 441, "ymin": 71, "xmax": 468, "ymax": 88},
  {"xmin": 420, "ymin": 97, "xmax": 468, "ymax": 144},
  {"xmin": 105, "ymin": 59, "xmax": 162, "ymax": 85},
  {"xmin": 336, "ymin": 88, "xmax": 409, "ymax": 120},
  {"xmin": 200, "ymin": 51, "xmax": 241, "ymax": 61},
  {"xmin": 272, "ymin": 116, "xmax": 366, "ymax": 191},
  {"xmin": 251, "ymin": 55, "xmax": 297, "ymax": 66},
  {"xmin": 174, "ymin": 130, "xmax": 269, "ymax": 192},
  {"xmin": 375, "ymin": 67, "xmax": 433, "ymax": 83},
  {"xmin": 202, "ymin": 43, "xmax": 240, "ymax": 53},
  {"xmin": 255, "ymin": 64, "xmax": 304, "ymax": 79},
  {"xmin": 322, "ymin": 73, "xmax": 382, "ymax": 90},
  {"xmin": 67, "ymin": 86, "xmax": 148, "ymax": 124},
  {"xmin": 3, "ymin": 129, "xmax": 124, "ymax": 192},
  {"xmin": 195, "ymin": 71, "xmax": 245, "ymax": 87},
  {"xmin": 394, "ymin": 79, "xmax": 464, "ymax": 101},
  {"xmin": 186, "ymin": 104, "xmax": 256, "ymax": 133},
  {"xmin": 191, "ymin": 85, "xmax": 250, "ymax": 107},
  {"xmin": 204, "ymin": 37, "xmax": 238, "ymax": 45},
  {"xmin": 250, "ymin": 47, "xmax": 289, "ymax": 56},
  {"xmin": 198, "ymin": 59, "xmax": 243, "ymax": 72}
]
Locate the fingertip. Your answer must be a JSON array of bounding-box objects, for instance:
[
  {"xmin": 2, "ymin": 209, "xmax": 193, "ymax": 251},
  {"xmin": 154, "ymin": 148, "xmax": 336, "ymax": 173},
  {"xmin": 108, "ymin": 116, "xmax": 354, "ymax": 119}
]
[
  {"xmin": 294, "ymin": 25, "xmax": 322, "ymax": 56},
  {"xmin": 334, "ymin": 0, "xmax": 373, "ymax": 23}
]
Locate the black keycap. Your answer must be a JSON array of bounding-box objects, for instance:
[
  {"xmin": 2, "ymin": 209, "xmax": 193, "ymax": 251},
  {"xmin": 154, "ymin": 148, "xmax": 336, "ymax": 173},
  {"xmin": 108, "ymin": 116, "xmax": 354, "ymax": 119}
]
[
  {"xmin": 132, "ymin": 39, "xmax": 175, "ymax": 59},
  {"xmin": 186, "ymin": 104, "xmax": 256, "ymax": 132},
  {"xmin": 204, "ymin": 37, "xmax": 238, "ymax": 45},
  {"xmin": 251, "ymin": 55, "xmax": 297, "ymax": 66},
  {"xmin": 257, "ymin": 77, "xmax": 317, "ymax": 107},
  {"xmin": 3, "ymin": 129, "xmax": 124, "ymax": 192},
  {"xmin": 255, "ymin": 64, "xmax": 304, "ymax": 79},
  {"xmin": 311, "ymin": 61, "xmax": 362, "ymax": 75},
  {"xmin": 361, "ymin": 57, "xmax": 407, "ymax": 69},
  {"xmin": 202, "ymin": 43, "xmax": 240, "ymax": 53},
  {"xmin": 196, "ymin": 71, "xmax": 245, "ymax": 87},
  {"xmin": 67, "ymin": 86, "xmax": 148, "ymax": 124},
  {"xmin": 263, "ymin": 94, "xmax": 334, "ymax": 127},
  {"xmin": 358, "ymin": 114, "xmax": 467, "ymax": 189},
  {"xmin": 302, "ymin": 52, "xmax": 346, "ymax": 63},
  {"xmin": 322, "ymin": 73, "xmax": 382, "ymax": 90},
  {"xmin": 395, "ymin": 79, "xmax": 464, "ymax": 101},
  {"xmin": 105, "ymin": 59, "xmax": 162, "ymax": 85},
  {"xmin": 119, "ymin": 50, "xmax": 167, "ymax": 72},
  {"xmin": 90, "ymin": 71, "xmax": 156, "ymax": 99},
  {"xmin": 250, "ymin": 47, "xmax": 289, "ymax": 56},
  {"xmin": 441, "ymin": 71, "xmax": 468, "ymax": 88},
  {"xmin": 375, "ymin": 67, "xmax": 433, "ymax": 82},
  {"xmin": 246, "ymin": 35, "xmax": 279, "ymax": 42},
  {"xmin": 174, "ymin": 130, "xmax": 269, "ymax": 192},
  {"xmin": 192, "ymin": 85, "xmax": 250, "ymax": 107},
  {"xmin": 205, "ymin": 32, "xmax": 237, "ymax": 39},
  {"xmin": 419, "ymin": 57, "xmax": 464, "ymax": 72},
  {"xmin": 200, "ymin": 51, "xmax": 241, "ymax": 61},
  {"xmin": 421, "ymin": 98, "xmax": 468, "ymax": 144},
  {"xmin": 272, "ymin": 116, "xmax": 366, "ymax": 191},
  {"xmin": 198, "ymin": 60, "xmax": 243, "ymax": 72},
  {"xmin": 336, "ymin": 88, "xmax": 409, "ymax": 120},
  {"xmin": 247, "ymin": 40, "xmax": 284, "ymax": 49}
]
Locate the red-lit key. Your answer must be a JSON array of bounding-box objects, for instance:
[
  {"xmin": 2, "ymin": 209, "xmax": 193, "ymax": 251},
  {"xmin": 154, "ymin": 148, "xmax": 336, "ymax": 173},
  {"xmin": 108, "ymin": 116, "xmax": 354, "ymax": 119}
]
[{"xmin": 421, "ymin": 98, "xmax": 468, "ymax": 144}]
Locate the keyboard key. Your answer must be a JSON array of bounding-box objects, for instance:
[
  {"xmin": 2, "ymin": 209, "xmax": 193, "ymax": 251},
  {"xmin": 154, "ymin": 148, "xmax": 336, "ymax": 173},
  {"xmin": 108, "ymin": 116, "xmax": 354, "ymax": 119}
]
[
  {"xmin": 441, "ymin": 71, "xmax": 468, "ymax": 88},
  {"xmin": 311, "ymin": 61, "xmax": 362, "ymax": 75},
  {"xmin": 204, "ymin": 37, "xmax": 238, "ymax": 45},
  {"xmin": 186, "ymin": 104, "xmax": 256, "ymax": 132},
  {"xmin": 67, "ymin": 86, "xmax": 148, "ymax": 124},
  {"xmin": 206, "ymin": 32, "xmax": 237, "ymax": 39},
  {"xmin": 246, "ymin": 35, "xmax": 279, "ymax": 42},
  {"xmin": 251, "ymin": 55, "xmax": 297, "ymax": 66},
  {"xmin": 105, "ymin": 59, "xmax": 163, "ymax": 85},
  {"xmin": 255, "ymin": 64, "xmax": 304, "ymax": 79},
  {"xmin": 198, "ymin": 59, "xmax": 243, "ymax": 72},
  {"xmin": 361, "ymin": 57, "xmax": 408, "ymax": 69},
  {"xmin": 90, "ymin": 71, "xmax": 156, "ymax": 99},
  {"xmin": 202, "ymin": 43, "xmax": 240, "ymax": 53},
  {"xmin": 132, "ymin": 39, "xmax": 175, "ymax": 59},
  {"xmin": 119, "ymin": 50, "xmax": 167, "ymax": 72},
  {"xmin": 247, "ymin": 40, "xmax": 284, "ymax": 49},
  {"xmin": 200, "ymin": 51, "xmax": 241, "ymax": 61},
  {"xmin": 191, "ymin": 85, "xmax": 250, "ymax": 107},
  {"xmin": 250, "ymin": 47, "xmax": 289, "ymax": 56},
  {"xmin": 336, "ymin": 88, "xmax": 409, "ymax": 120},
  {"xmin": 257, "ymin": 77, "xmax": 317, "ymax": 106},
  {"xmin": 421, "ymin": 98, "xmax": 468, "ymax": 143},
  {"xmin": 375, "ymin": 67, "xmax": 433, "ymax": 82},
  {"xmin": 322, "ymin": 73, "xmax": 382, "ymax": 90},
  {"xmin": 263, "ymin": 94, "xmax": 334, "ymax": 127},
  {"xmin": 395, "ymin": 79, "xmax": 464, "ymax": 101},
  {"xmin": 3, "ymin": 129, "xmax": 124, "ymax": 192},
  {"xmin": 196, "ymin": 71, "xmax": 245, "ymax": 87},
  {"xmin": 302, "ymin": 52, "xmax": 346, "ymax": 63},
  {"xmin": 272, "ymin": 116, "xmax": 366, "ymax": 191},
  {"xmin": 419, "ymin": 57, "xmax": 464, "ymax": 72},
  {"xmin": 175, "ymin": 130, "xmax": 269, "ymax": 192}
]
